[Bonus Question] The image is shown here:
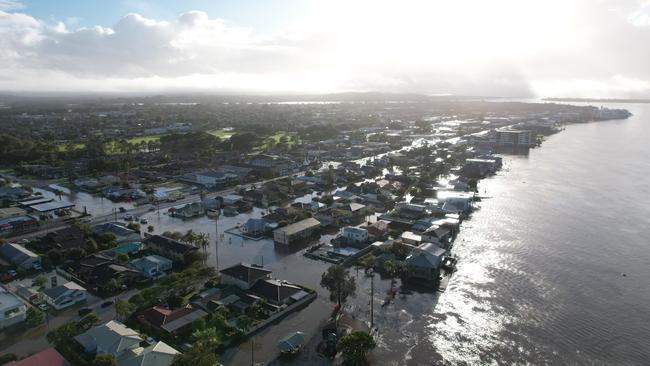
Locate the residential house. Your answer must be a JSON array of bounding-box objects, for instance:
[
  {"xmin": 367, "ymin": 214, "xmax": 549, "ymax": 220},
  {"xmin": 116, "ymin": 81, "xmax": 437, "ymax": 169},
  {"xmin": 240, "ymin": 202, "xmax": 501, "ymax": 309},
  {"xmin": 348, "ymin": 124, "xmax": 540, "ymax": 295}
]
[
  {"xmin": 75, "ymin": 320, "xmax": 179, "ymax": 366},
  {"xmin": 0, "ymin": 286, "xmax": 26, "ymax": 330},
  {"xmin": 420, "ymin": 226, "xmax": 452, "ymax": 247},
  {"xmin": 405, "ymin": 243, "xmax": 449, "ymax": 282},
  {"xmin": 0, "ymin": 243, "xmax": 40, "ymax": 269},
  {"xmin": 273, "ymin": 217, "xmax": 320, "ymax": 246},
  {"xmin": 362, "ymin": 220, "xmax": 390, "ymax": 240},
  {"xmin": 342, "ymin": 227, "xmax": 369, "ymax": 244},
  {"xmin": 65, "ymin": 255, "xmax": 143, "ymax": 293},
  {"xmin": 241, "ymin": 218, "xmax": 269, "ymax": 236},
  {"xmin": 172, "ymin": 202, "xmax": 204, "ymax": 219},
  {"xmin": 249, "ymin": 279, "xmax": 309, "ymax": 306},
  {"xmin": 219, "ymin": 263, "xmax": 271, "ymax": 290},
  {"xmin": 93, "ymin": 223, "xmax": 141, "ymax": 244},
  {"xmin": 41, "ymin": 226, "xmax": 86, "ymax": 252},
  {"xmin": 42, "ymin": 281, "xmax": 87, "ymax": 310},
  {"xmin": 191, "ymin": 286, "xmax": 262, "ymax": 315},
  {"xmin": 130, "ymin": 255, "xmax": 173, "ymax": 279},
  {"xmin": 401, "ymin": 231, "xmax": 423, "ymax": 246},
  {"xmin": 142, "ymin": 235, "xmax": 199, "ymax": 263},
  {"xmin": 137, "ymin": 305, "xmax": 208, "ymax": 336},
  {"xmin": 3, "ymin": 347, "xmax": 70, "ymax": 366},
  {"xmin": 332, "ymin": 202, "xmax": 368, "ymax": 221}
]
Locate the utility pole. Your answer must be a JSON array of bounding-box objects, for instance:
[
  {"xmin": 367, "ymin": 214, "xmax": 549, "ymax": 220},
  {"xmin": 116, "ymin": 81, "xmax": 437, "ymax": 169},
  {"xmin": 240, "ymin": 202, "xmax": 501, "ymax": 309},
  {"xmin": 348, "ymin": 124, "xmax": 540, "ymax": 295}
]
[
  {"xmin": 250, "ymin": 338, "xmax": 254, "ymax": 366},
  {"xmin": 370, "ymin": 272, "xmax": 374, "ymax": 330},
  {"xmin": 215, "ymin": 208, "xmax": 220, "ymax": 271}
]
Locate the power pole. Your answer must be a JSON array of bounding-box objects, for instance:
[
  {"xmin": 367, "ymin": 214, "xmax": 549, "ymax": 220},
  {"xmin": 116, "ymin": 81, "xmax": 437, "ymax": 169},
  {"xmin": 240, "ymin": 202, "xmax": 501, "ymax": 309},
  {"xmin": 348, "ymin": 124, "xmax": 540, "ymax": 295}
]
[
  {"xmin": 251, "ymin": 338, "xmax": 254, "ymax": 366},
  {"xmin": 370, "ymin": 273, "xmax": 374, "ymax": 330},
  {"xmin": 215, "ymin": 209, "xmax": 220, "ymax": 271}
]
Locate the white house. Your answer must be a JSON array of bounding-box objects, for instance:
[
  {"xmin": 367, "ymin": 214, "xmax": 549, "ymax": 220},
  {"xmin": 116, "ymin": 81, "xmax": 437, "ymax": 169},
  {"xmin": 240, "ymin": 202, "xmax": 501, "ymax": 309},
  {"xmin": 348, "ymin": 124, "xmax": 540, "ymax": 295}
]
[
  {"xmin": 75, "ymin": 320, "xmax": 179, "ymax": 366},
  {"xmin": 342, "ymin": 227, "xmax": 369, "ymax": 243},
  {"xmin": 0, "ymin": 286, "xmax": 27, "ymax": 330},
  {"xmin": 130, "ymin": 255, "xmax": 173, "ymax": 279},
  {"xmin": 42, "ymin": 281, "xmax": 87, "ymax": 310}
]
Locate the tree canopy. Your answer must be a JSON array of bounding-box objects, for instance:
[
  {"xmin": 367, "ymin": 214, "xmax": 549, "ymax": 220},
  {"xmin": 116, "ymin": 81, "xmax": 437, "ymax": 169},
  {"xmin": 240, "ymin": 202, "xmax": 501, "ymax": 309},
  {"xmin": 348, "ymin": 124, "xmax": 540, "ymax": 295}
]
[
  {"xmin": 337, "ymin": 331, "xmax": 376, "ymax": 365},
  {"xmin": 320, "ymin": 265, "xmax": 357, "ymax": 306}
]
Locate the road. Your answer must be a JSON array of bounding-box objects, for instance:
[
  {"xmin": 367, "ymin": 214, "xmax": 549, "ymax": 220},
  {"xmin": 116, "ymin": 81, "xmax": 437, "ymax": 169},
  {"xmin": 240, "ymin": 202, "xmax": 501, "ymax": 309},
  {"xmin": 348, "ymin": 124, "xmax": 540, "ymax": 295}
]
[{"xmin": 9, "ymin": 172, "xmax": 306, "ymax": 241}]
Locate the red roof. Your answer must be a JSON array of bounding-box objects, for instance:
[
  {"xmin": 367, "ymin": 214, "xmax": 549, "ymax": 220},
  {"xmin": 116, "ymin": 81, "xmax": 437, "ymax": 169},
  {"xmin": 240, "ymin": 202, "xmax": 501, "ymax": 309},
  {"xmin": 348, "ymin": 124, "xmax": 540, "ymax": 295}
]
[
  {"xmin": 138, "ymin": 304, "xmax": 195, "ymax": 329},
  {"xmin": 4, "ymin": 348, "xmax": 69, "ymax": 366}
]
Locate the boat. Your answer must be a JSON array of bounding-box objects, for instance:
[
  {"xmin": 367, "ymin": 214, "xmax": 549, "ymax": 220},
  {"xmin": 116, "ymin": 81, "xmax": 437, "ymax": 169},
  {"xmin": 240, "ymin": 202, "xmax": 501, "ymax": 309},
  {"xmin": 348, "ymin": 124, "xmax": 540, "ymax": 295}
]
[{"xmin": 278, "ymin": 331, "xmax": 306, "ymax": 355}]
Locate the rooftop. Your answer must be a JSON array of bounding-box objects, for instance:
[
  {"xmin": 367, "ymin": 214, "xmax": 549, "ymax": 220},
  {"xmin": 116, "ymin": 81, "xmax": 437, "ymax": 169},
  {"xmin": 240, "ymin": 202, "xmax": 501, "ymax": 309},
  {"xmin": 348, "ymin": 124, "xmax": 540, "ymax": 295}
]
[
  {"xmin": 274, "ymin": 217, "xmax": 320, "ymax": 236},
  {"xmin": 220, "ymin": 262, "xmax": 272, "ymax": 284}
]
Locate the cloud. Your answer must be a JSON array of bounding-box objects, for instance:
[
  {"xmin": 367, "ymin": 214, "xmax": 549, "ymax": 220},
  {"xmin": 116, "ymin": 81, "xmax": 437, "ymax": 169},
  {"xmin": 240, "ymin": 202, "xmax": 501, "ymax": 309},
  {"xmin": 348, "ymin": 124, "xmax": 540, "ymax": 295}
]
[
  {"xmin": 0, "ymin": 0, "xmax": 23, "ymax": 11},
  {"xmin": 0, "ymin": 1, "xmax": 649, "ymax": 97}
]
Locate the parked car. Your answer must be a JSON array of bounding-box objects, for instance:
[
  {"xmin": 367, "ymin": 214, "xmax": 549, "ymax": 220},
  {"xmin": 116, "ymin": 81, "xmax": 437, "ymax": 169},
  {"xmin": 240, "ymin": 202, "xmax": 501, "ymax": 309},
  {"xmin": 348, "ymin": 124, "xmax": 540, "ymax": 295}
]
[
  {"xmin": 119, "ymin": 207, "xmax": 126, "ymax": 213},
  {"xmin": 139, "ymin": 218, "xmax": 148, "ymax": 224},
  {"xmin": 101, "ymin": 300, "xmax": 114, "ymax": 308},
  {"xmin": 32, "ymin": 263, "xmax": 42, "ymax": 271},
  {"xmin": 7, "ymin": 269, "xmax": 18, "ymax": 277},
  {"xmin": 78, "ymin": 308, "xmax": 92, "ymax": 317},
  {"xmin": 123, "ymin": 214, "xmax": 134, "ymax": 221},
  {"xmin": 145, "ymin": 337, "xmax": 156, "ymax": 345},
  {"xmin": 38, "ymin": 304, "xmax": 49, "ymax": 311}
]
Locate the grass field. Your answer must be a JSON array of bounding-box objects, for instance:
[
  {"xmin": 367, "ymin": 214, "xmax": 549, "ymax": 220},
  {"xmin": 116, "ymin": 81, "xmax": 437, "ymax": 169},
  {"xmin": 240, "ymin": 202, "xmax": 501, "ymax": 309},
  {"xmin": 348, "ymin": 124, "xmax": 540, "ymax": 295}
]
[
  {"xmin": 207, "ymin": 129, "xmax": 235, "ymax": 139},
  {"xmin": 54, "ymin": 129, "xmax": 296, "ymax": 153}
]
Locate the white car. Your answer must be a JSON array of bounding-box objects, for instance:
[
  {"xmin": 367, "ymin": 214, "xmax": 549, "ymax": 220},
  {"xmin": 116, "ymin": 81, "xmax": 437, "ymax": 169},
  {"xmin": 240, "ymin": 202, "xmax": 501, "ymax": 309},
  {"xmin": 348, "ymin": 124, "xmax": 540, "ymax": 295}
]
[
  {"xmin": 123, "ymin": 214, "xmax": 134, "ymax": 221},
  {"xmin": 38, "ymin": 304, "xmax": 49, "ymax": 311},
  {"xmin": 139, "ymin": 218, "xmax": 148, "ymax": 224}
]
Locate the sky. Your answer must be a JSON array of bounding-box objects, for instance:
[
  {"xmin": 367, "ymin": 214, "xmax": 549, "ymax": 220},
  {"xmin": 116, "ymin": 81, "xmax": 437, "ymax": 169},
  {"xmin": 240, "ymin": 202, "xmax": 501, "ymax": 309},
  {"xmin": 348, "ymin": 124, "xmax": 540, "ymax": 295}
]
[{"xmin": 1, "ymin": 0, "xmax": 650, "ymax": 97}]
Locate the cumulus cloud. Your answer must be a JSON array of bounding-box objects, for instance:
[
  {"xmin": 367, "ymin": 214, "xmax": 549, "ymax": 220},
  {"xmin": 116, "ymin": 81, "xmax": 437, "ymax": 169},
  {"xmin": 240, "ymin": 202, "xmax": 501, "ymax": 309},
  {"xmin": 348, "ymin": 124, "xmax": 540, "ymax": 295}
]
[{"xmin": 0, "ymin": 0, "xmax": 649, "ymax": 97}]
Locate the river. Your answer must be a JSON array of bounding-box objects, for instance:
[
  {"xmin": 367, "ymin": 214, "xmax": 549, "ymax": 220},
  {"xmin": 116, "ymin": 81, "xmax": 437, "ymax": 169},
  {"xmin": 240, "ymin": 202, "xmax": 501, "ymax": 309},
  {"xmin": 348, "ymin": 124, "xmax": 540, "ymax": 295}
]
[{"xmin": 357, "ymin": 102, "xmax": 650, "ymax": 366}]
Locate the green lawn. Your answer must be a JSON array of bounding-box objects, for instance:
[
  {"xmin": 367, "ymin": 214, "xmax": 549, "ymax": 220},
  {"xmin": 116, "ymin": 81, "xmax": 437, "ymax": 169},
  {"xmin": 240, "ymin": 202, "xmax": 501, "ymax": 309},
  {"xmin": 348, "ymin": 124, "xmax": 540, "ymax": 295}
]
[
  {"xmin": 127, "ymin": 135, "xmax": 163, "ymax": 144},
  {"xmin": 207, "ymin": 129, "xmax": 235, "ymax": 139}
]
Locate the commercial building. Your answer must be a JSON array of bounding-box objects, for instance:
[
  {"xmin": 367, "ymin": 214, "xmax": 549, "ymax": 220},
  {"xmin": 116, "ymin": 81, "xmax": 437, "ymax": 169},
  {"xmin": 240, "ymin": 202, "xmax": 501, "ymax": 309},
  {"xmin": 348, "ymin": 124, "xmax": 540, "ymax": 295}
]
[
  {"xmin": 0, "ymin": 243, "xmax": 41, "ymax": 269},
  {"xmin": 273, "ymin": 217, "xmax": 320, "ymax": 245}
]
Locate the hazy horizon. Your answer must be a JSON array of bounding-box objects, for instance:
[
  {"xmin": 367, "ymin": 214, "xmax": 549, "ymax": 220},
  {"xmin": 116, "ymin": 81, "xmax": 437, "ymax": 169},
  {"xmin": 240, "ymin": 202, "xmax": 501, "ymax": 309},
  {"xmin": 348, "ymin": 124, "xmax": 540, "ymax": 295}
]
[{"xmin": 1, "ymin": 0, "xmax": 650, "ymax": 98}]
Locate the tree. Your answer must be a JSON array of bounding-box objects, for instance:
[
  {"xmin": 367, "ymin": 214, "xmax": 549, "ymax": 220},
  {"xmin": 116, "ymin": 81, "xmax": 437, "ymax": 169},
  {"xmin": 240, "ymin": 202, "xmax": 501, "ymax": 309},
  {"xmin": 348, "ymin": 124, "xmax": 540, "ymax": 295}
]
[
  {"xmin": 94, "ymin": 354, "xmax": 117, "ymax": 366},
  {"xmin": 26, "ymin": 307, "xmax": 45, "ymax": 327},
  {"xmin": 358, "ymin": 254, "xmax": 375, "ymax": 273},
  {"xmin": 115, "ymin": 300, "xmax": 136, "ymax": 320},
  {"xmin": 337, "ymin": 331, "xmax": 376, "ymax": 365},
  {"xmin": 171, "ymin": 349, "xmax": 219, "ymax": 366},
  {"xmin": 184, "ymin": 250, "xmax": 205, "ymax": 266},
  {"xmin": 320, "ymin": 265, "xmax": 356, "ymax": 306},
  {"xmin": 0, "ymin": 354, "xmax": 18, "ymax": 364},
  {"xmin": 147, "ymin": 225, "xmax": 154, "ymax": 232},
  {"xmin": 33, "ymin": 275, "xmax": 48, "ymax": 288},
  {"xmin": 47, "ymin": 321, "xmax": 79, "ymax": 346},
  {"xmin": 116, "ymin": 253, "xmax": 129, "ymax": 264}
]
